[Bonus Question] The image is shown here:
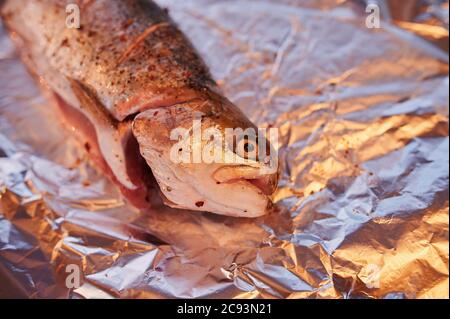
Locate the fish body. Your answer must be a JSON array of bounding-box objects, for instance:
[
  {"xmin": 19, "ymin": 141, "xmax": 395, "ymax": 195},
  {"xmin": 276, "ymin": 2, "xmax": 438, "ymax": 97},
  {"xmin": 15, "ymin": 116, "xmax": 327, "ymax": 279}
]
[{"xmin": 1, "ymin": 0, "xmax": 278, "ymax": 217}]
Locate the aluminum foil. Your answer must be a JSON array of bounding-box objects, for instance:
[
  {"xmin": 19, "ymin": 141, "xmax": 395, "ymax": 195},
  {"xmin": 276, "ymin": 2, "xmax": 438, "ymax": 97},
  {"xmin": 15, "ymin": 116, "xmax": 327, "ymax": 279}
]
[{"xmin": 0, "ymin": 0, "xmax": 448, "ymax": 299}]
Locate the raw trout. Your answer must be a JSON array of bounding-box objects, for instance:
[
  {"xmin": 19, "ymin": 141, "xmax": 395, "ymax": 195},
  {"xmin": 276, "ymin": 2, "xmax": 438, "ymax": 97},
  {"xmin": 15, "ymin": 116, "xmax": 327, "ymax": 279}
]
[{"xmin": 1, "ymin": 0, "xmax": 278, "ymax": 217}]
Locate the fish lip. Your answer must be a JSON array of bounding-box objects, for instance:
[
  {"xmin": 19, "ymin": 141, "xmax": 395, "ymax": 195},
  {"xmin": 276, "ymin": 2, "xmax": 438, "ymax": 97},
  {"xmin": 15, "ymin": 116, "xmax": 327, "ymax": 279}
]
[
  {"xmin": 223, "ymin": 177, "xmax": 275, "ymax": 198},
  {"xmin": 213, "ymin": 165, "xmax": 277, "ymax": 195},
  {"xmin": 247, "ymin": 177, "xmax": 277, "ymax": 195}
]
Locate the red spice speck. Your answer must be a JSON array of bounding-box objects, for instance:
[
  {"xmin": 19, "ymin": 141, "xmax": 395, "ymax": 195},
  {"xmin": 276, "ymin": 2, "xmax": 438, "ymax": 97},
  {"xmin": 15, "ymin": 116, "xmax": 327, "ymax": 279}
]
[{"xmin": 195, "ymin": 201, "xmax": 204, "ymax": 207}]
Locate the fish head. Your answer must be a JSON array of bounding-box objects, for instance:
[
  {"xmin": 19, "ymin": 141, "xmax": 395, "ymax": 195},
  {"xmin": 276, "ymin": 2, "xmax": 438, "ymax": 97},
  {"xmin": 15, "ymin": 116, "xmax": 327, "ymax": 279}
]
[{"xmin": 132, "ymin": 93, "xmax": 279, "ymax": 217}]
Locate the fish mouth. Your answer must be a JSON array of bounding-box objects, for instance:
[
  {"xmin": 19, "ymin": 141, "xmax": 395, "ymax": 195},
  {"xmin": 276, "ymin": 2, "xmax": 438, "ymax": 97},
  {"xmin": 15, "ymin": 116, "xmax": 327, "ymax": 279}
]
[{"xmin": 212, "ymin": 165, "xmax": 278, "ymax": 195}]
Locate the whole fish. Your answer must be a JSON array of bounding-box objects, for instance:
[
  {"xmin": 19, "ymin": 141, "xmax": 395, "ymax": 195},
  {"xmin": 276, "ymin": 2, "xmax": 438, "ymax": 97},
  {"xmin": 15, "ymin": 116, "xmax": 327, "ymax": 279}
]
[{"xmin": 1, "ymin": 0, "xmax": 278, "ymax": 217}]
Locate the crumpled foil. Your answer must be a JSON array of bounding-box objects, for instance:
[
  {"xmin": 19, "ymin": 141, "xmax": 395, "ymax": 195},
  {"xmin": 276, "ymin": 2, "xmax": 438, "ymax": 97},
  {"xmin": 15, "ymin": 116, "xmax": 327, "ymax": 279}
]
[{"xmin": 0, "ymin": 0, "xmax": 448, "ymax": 299}]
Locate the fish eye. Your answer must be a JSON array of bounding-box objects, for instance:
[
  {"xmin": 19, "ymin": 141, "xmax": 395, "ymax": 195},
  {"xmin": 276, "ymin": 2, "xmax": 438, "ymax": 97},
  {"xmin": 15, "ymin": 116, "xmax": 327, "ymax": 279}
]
[
  {"xmin": 243, "ymin": 142, "xmax": 254, "ymax": 153},
  {"xmin": 236, "ymin": 135, "xmax": 258, "ymax": 160}
]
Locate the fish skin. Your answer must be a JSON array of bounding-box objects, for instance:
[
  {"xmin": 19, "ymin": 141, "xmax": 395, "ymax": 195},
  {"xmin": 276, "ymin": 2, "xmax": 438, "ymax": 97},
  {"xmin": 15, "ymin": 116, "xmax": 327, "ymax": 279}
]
[
  {"xmin": 2, "ymin": 0, "xmax": 216, "ymax": 120},
  {"xmin": 1, "ymin": 0, "xmax": 279, "ymax": 216}
]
